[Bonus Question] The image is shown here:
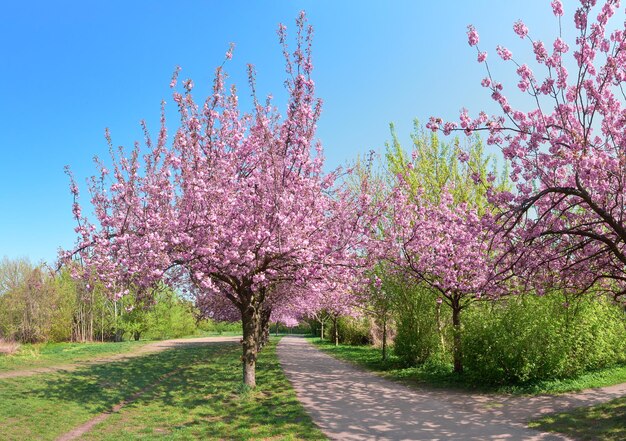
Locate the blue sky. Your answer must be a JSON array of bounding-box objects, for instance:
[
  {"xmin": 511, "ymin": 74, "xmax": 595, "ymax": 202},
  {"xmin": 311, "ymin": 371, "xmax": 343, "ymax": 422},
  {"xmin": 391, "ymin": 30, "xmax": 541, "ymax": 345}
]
[{"xmin": 0, "ymin": 1, "xmax": 570, "ymax": 263}]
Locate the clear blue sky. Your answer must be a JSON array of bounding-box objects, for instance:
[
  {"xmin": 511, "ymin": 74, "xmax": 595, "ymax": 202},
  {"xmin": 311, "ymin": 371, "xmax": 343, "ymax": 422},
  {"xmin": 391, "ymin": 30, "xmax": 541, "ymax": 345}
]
[{"xmin": 0, "ymin": 1, "xmax": 569, "ymax": 264}]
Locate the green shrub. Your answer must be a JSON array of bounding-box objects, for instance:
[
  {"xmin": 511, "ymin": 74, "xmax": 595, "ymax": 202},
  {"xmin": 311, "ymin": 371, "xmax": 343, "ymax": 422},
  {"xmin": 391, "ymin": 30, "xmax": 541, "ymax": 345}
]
[
  {"xmin": 197, "ymin": 319, "xmax": 242, "ymax": 335},
  {"xmin": 393, "ymin": 283, "xmax": 448, "ymax": 366},
  {"xmin": 337, "ymin": 316, "xmax": 371, "ymax": 345},
  {"xmin": 142, "ymin": 290, "xmax": 197, "ymax": 340},
  {"xmin": 462, "ymin": 293, "xmax": 626, "ymax": 384}
]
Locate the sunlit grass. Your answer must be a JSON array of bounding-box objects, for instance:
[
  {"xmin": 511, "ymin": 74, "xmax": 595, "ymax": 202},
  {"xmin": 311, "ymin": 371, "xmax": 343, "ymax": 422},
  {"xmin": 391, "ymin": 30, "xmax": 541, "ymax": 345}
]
[
  {"xmin": 528, "ymin": 397, "xmax": 626, "ymax": 441},
  {"xmin": 0, "ymin": 340, "xmax": 147, "ymax": 372},
  {"xmin": 0, "ymin": 338, "xmax": 325, "ymax": 440}
]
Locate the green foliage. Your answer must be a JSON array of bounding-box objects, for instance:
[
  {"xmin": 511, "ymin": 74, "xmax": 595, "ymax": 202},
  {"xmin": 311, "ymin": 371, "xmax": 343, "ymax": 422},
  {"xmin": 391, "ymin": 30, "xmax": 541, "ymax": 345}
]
[
  {"xmin": 269, "ymin": 321, "xmax": 311, "ymax": 336},
  {"xmin": 392, "ymin": 280, "xmax": 447, "ymax": 366},
  {"xmin": 197, "ymin": 319, "xmax": 242, "ymax": 335},
  {"xmin": 312, "ymin": 337, "xmax": 626, "ymax": 395},
  {"xmin": 337, "ymin": 316, "xmax": 371, "ymax": 345},
  {"xmin": 0, "ymin": 259, "xmax": 73, "ymax": 343},
  {"xmin": 385, "ymin": 119, "xmax": 509, "ymax": 211},
  {"xmin": 0, "ymin": 258, "xmax": 203, "ymax": 344},
  {"xmin": 462, "ymin": 293, "xmax": 626, "ymax": 385},
  {"xmin": 47, "ymin": 270, "xmax": 77, "ymax": 342},
  {"xmin": 141, "ymin": 289, "xmax": 197, "ymax": 340}
]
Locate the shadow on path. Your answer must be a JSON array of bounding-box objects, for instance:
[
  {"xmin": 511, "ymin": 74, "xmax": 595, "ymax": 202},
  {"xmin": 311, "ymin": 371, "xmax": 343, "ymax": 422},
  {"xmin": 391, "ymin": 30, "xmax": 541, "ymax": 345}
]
[{"xmin": 278, "ymin": 336, "xmax": 593, "ymax": 441}]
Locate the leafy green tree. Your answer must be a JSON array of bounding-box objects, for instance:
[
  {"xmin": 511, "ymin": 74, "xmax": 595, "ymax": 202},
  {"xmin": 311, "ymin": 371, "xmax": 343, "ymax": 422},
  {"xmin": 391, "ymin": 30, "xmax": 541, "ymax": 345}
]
[
  {"xmin": 144, "ymin": 288, "xmax": 196, "ymax": 340},
  {"xmin": 385, "ymin": 119, "xmax": 509, "ymax": 209}
]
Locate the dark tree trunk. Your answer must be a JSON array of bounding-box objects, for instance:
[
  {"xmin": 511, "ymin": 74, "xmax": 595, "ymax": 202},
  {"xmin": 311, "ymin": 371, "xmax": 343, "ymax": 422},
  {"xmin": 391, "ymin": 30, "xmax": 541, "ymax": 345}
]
[
  {"xmin": 257, "ymin": 306, "xmax": 271, "ymax": 351},
  {"xmin": 451, "ymin": 295, "xmax": 463, "ymax": 374},
  {"xmin": 241, "ymin": 301, "xmax": 259, "ymax": 388},
  {"xmin": 238, "ymin": 287, "xmax": 272, "ymax": 388}
]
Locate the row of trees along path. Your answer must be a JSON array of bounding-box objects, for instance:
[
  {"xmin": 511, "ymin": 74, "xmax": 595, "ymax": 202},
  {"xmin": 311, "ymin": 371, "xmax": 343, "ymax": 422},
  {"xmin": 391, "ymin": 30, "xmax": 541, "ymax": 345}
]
[{"xmin": 67, "ymin": 0, "xmax": 626, "ymax": 389}]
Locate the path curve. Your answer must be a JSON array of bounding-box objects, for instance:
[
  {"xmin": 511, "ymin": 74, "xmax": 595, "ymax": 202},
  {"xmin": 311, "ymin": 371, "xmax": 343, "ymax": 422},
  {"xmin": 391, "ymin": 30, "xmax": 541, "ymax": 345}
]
[
  {"xmin": 278, "ymin": 336, "xmax": 623, "ymax": 441},
  {"xmin": 0, "ymin": 336, "xmax": 241, "ymax": 380}
]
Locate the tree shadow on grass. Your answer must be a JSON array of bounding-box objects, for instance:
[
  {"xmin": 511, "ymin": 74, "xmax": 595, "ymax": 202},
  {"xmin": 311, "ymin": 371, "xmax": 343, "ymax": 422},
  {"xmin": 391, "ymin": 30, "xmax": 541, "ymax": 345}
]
[
  {"xmin": 30, "ymin": 339, "xmax": 323, "ymax": 440},
  {"xmin": 33, "ymin": 341, "xmax": 238, "ymax": 413}
]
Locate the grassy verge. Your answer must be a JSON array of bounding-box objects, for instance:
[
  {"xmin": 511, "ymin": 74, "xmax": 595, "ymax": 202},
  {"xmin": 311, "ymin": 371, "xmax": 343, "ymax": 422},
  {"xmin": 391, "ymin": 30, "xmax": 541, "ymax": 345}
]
[
  {"xmin": 309, "ymin": 337, "xmax": 626, "ymax": 395},
  {"xmin": 0, "ymin": 338, "xmax": 325, "ymax": 440},
  {"xmin": 528, "ymin": 397, "xmax": 626, "ymax": 441},
  {"xmin": 0, "ymin": 340, "xmax": 148, "ymax": 372}
]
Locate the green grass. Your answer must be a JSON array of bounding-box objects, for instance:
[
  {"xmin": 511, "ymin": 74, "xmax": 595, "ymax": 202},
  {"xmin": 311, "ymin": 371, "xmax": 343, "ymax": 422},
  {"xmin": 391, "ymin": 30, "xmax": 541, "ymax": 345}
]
[
  {"xmin": 528, "ymin": 397, "xmax": 626, "ymax": 441},
  {"xmin": 309, "ymin": 337, "xmax": 626, "ymax": 395},
  {"xmin": 0, "ymin": 337, "xmax": 325, "ymax": 440},
  {"xmin": 0, "ymin": 340, "xmax": 148, "ymax": 372}
]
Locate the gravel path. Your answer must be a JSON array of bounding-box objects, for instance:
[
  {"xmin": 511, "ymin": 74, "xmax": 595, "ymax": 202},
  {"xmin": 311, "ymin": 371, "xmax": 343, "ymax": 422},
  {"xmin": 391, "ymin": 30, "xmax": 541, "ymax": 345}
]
[
  {"xmin": 0, "ymin": 336, "xmax": 241, "ymax": 379},
  {"xmin": 278, "ymin": 336, "xmax": 626, "ymax": 441}
]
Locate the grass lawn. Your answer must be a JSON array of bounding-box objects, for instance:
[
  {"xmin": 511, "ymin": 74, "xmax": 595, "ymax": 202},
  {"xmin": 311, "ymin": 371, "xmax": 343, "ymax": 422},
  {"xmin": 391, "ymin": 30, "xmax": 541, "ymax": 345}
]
[
  {"xmin": 309, "ymin": 337, "xmax": 626, "ymax": 395},
  {"xmin": 0, "ymin": 338, "xmax": 325, "ymax": 440},
  {"xmin": 528, "ymin": 397, "xmax": 626, "ymax": 441},
  {"xmin": 0, "ymin": 340, "xmax": 148, "ymax": 373}
]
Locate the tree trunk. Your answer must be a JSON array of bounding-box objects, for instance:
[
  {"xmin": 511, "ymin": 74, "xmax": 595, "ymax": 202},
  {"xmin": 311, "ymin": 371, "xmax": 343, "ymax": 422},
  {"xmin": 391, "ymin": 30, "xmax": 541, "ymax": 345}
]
[
  {"xmin": 257, "ymin": 307, "xmax": 271, "ymax": 351},
  {"xmin": 451, "ymin": 296, "xmax": 463, "ymax": 374},
  {"xmin": 90, "ymin": 289, "xmax": 94, "ymax": 342},
  {"xmin": 333, "ymin": 316, "xmax": 339, "ymax": 346},
  {"xmin": 241, "ymin": 302, "xmax": 258, "ymax": 388},
  {"xmin": 275, "ymin": 321, "xmax": 279, "ymax": 336},
  {"xmin": 382, "ymin": 316, "xmax": 387, "ymax": 361},
  {"xmin": 436, "ymin": 301, "xmax": 446, "ymax": 352},
  {"xmin": 320, "ymin": 320, "xmax": 324, "ymax": 340},
  {"xmin": 114, "ymin": 301, "xmax": 119, "ymax": 342}
]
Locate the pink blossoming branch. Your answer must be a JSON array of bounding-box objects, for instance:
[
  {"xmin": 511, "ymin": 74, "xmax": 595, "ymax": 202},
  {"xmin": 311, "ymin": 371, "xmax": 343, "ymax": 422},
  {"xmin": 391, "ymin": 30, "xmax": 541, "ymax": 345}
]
[{"xmin": 428, "ymin": 0, "xmax": 626, "ymax": 302}]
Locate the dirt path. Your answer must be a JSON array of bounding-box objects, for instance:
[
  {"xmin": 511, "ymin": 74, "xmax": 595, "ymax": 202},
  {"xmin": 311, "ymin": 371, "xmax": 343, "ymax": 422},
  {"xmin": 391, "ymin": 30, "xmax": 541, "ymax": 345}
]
[
  {"xmin": 0, "ymin": 336, "xmax": 241, "ymax": 380},
  {"xmin": 278, "ymin": 336, "xmax": 626, "ymax": 441}
]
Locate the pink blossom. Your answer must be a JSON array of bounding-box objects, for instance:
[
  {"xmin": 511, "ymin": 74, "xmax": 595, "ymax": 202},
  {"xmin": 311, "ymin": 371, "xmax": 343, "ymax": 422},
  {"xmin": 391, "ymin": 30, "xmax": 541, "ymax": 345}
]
[
  {"xmin": 533, "ymin": 41, "xmax": 548, "ymax": 62},
  {"xmin": 496, "ymin": 45, "xmax": 512, "ymax": 61},
  {"xmin": 457, "ymin": 150, "xmax": 470, "ymax": 162},
  {"xmin": 226, "ymin": 42, "xmax": 235, "ymax": 60},
  {"xmin": 551, "ymin": 0, "xmax": 564, "ymax": 16},
  {"xmin": 467, "ymin": 25, "xmax": 479, "ymax": 46},
  {"xmin": 574, "ymin": 8, "xmax": 588, "ymax": 30},
  {"xmin": 553, "ymin": 37, "xmax": 569, "ymax": 53},
  {"xmin": 513, "ymin": 20, "xmax": 528, "ymax": 38}
]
